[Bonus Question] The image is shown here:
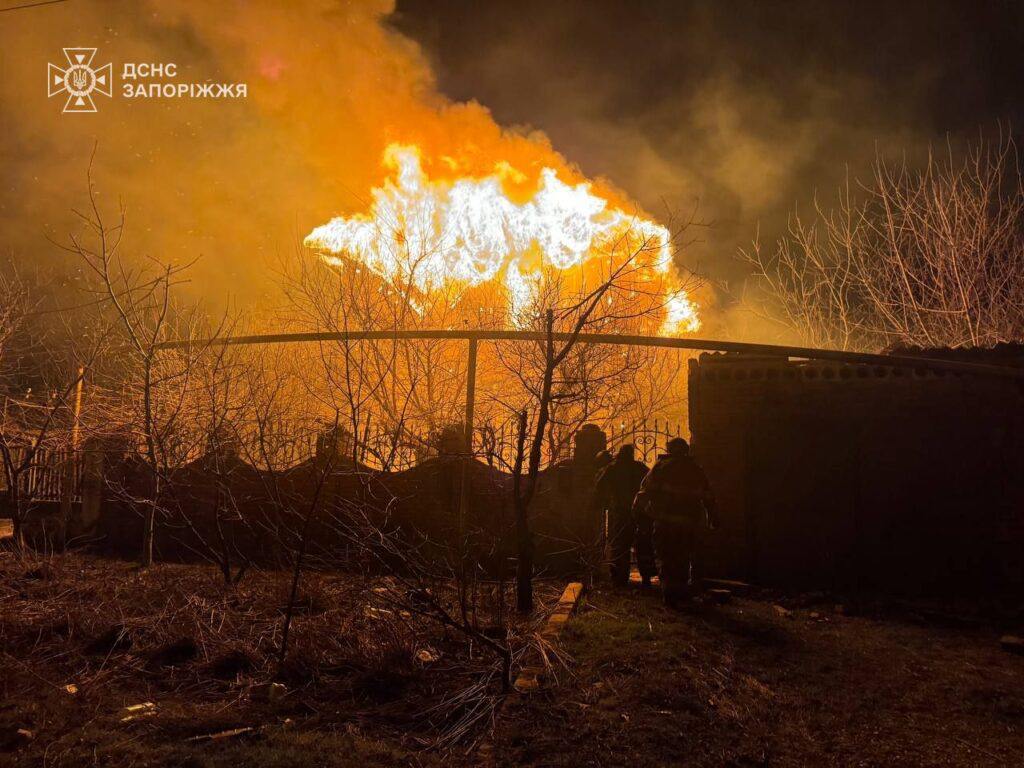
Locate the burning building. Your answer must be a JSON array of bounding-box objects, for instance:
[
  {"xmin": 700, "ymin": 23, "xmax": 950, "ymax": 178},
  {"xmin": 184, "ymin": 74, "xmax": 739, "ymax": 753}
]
[{"xmin": 303, "ymin": 143, "xmax": 700, "ymax": 335}]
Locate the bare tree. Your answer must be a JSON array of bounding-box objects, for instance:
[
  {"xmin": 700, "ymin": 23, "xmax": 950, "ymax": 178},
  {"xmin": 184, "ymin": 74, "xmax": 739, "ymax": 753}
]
[
  {"xmin": 283, "ymin": 237, "xmax": 471, "ymax": 469},
  {"xmin": 60, "ymin": 155, "xmax": 222, "ymax": 566},
  {"xmin": 743, "ymin": 131, "xmax": 1024, "ymax": 350},
  {"xmin": 0, "ymin": 268, "xmax": 107, "ymax": 549},
  {"xmin": 167, "ymin": 329, "xmax": 260, "ymax": 585},
  {"xmin": 0, "ymin": 271, "xmax": 35, "ymax": 546},
  {"xmin": 500, "ymin": 228, "xmax": 702, "ymax": 611}
]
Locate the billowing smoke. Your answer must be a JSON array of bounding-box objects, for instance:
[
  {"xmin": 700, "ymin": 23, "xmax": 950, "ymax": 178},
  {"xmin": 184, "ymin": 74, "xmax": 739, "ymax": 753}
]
[
  {"xmin": 1, "ymin": 0, "xmax": 633, "ymax": 309},
  {"xmin": 1, "ymin": 0, "xmax": 1020, "ymax": 340},
  {"xmin": 392, "ymin": 0, "xmax": 1024, "ymax": 338}
]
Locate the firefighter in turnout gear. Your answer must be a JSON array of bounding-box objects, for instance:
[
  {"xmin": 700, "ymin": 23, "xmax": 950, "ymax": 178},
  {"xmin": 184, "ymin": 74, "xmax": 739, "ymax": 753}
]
[
  {"xmin": 594, "ymin": 444, "xmax": 653, "ymax": 586},
  {"xmin": 633, "ymin": 437, "xmax": 715, "ymax": 605}
]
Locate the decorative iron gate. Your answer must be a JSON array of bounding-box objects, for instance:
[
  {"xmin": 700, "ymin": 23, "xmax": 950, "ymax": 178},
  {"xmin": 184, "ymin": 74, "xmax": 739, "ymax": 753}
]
[{"xmin": 607, "ymin": 419, "xmax": 686, "ymax": 465}]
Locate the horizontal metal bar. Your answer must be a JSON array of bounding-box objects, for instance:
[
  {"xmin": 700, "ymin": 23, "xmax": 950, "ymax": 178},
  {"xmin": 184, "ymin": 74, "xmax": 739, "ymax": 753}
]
[{"xmin": 155, "ymin": 329, "xmax": 1024, "ymax": 379}]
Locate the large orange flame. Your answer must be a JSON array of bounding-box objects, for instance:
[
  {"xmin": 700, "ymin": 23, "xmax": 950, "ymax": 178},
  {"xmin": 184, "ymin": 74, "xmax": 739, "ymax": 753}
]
[{"xmin": 305, "ymin": 144, "xmax": 699, "ymax": 334}]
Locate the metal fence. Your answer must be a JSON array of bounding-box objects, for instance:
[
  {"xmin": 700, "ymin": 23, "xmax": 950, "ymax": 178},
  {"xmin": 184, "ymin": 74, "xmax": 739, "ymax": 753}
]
[
  {"xmin": 0, "ymin": 446, "xmax": 83, "ymax": 503},
  {"xmin": 607, "ymin": 419, "xmax": 686, "ymax": 465},
  {"xmin": 0, "ymin": 420, "xmax": 685, "ymax": 485},
  {"xmin": 225, "ymin": 415, "xmax": 686, "ymax": 473}
]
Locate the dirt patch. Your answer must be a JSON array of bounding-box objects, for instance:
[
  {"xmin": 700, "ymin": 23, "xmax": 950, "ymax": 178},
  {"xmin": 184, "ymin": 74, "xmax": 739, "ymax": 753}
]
[
  {"xmin": 84, "ymin": 623, "xmax": 135, "ymax": 655},
  {"xmin": 147, "ymin": 636, "xmax": 200, "ymax": 669}
]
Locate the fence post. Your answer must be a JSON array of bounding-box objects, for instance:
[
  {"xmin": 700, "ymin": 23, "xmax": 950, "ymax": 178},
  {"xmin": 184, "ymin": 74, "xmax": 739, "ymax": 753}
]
[
  {"xmin": 455, "ymin": 337, "xmax": 479, "ymax": 621},
  {"xmin": 58, "ymin": 366, "xmax": 85, "ymax": 551},
  {"xmin": 458, "ymin": 336, "xmax": 478, "ymax": 532}
]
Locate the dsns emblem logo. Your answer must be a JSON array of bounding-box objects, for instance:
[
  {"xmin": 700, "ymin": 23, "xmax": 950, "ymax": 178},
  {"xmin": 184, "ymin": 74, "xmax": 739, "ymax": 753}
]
[{"xmin": 47, "ymin": 48, "xmax": 112, "ymax": 113}]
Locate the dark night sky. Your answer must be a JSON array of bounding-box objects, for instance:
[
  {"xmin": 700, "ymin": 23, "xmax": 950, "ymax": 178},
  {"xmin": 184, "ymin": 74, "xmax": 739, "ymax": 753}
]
[{"xmin": 393, "ymin": 0, "xmax": 1024, "ymax": 294}]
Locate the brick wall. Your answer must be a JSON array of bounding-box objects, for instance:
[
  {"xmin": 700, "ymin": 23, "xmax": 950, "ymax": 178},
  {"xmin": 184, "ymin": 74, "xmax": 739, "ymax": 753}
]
[
  {"xmin": 688, "ymin": 352, "xmax": 1024, "ymax": 596},
  {"xmin": 85, "ymin": 450, "xmax": 605, "ymax": 576}
]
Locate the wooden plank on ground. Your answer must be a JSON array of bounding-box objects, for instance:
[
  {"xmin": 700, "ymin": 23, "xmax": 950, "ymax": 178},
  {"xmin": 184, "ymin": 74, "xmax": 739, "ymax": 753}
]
[{"xmin": 514, "ymin": 581, "xmax": 584, "ymax": 693}]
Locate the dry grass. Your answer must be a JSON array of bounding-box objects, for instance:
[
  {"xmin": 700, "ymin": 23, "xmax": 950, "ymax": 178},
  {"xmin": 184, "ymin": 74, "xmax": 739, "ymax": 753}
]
[
  {"xmin": 492, "ymin": 585, "xmax": 1024, "ymax": 767},
  {"xmin": 0, "ymin": 546, "xmax": 562, "ymax": 765},
  {"xmin": 7, "ymin": 543, "xmax": 1022, "ymax": 766}
]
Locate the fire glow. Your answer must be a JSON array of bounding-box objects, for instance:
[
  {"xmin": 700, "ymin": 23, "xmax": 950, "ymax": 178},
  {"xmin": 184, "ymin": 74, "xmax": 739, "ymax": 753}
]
[{"xmin": 305, "ymin": 144, "xmax": 700, "ymax": 333}]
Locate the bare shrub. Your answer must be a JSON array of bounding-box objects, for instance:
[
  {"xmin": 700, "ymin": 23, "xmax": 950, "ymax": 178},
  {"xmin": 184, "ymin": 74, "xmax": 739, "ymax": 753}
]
[{"xmin": 744, "ymin": 131, "xmax": 1024, "ymax": 350}]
